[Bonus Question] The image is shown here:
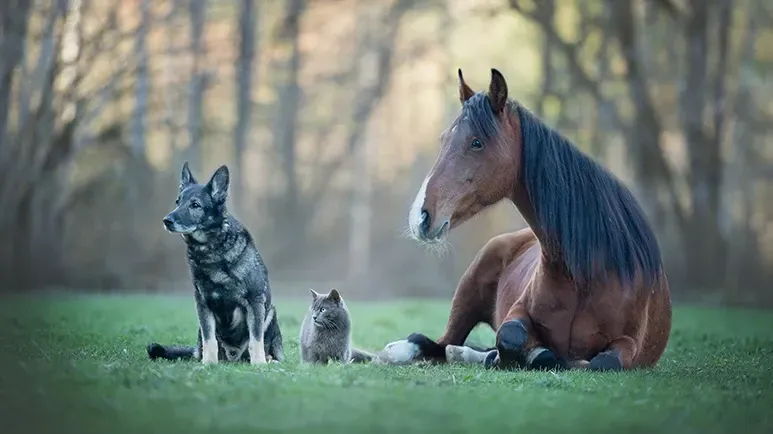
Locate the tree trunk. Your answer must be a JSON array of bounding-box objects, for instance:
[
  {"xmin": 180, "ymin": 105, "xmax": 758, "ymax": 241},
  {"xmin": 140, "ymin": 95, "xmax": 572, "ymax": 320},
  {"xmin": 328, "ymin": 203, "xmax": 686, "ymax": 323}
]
[
  {"xmin": 609, "ymin": 0, "xmax": 670, "ymax": 227},
  {"xmin": 679, "ymin": 0, "xmax": 727, "ymax": 289},
  {"xmin": 187, "ymin": 0, "xmax": 207, "ymax": 174},
  {"xmin": 535, "ymin": 0, "xmax": 554, "ymax": 120},
  {"xmin": 131, "ymin": 0, "xmax": 150, "ymax": 159},
  {"xmin": 233, "ymin": 0, "xmax": 257, "ymax": 212},
  {"xmin": 0, "ymin": 0, "xmax": 32, "ymax": 150},
  {"xmin": 272, "ymin": 0, "xmax": 306, "ymax": 253}
]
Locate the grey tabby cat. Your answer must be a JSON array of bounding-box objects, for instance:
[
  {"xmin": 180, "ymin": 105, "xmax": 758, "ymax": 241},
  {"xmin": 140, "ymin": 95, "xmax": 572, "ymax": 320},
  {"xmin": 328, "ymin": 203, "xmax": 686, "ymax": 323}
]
[{"xmin": 299, "ymin": 288, "xmax": 373, "ymax": 364}]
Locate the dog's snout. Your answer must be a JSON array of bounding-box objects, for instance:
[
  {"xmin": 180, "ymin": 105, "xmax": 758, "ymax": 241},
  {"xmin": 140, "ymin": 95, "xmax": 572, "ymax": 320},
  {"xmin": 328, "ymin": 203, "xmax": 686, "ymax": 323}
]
[{"xmin": 162, "ymin": 217, "xmax": 173, "ymax": 229}]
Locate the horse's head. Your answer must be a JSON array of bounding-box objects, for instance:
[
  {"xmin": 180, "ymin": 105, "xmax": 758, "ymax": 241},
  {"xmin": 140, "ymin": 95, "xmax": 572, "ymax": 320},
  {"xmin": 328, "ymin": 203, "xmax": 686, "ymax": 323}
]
[{"xmin": 408, "ymin": 68, "xmax": 521, "ymax": 244}]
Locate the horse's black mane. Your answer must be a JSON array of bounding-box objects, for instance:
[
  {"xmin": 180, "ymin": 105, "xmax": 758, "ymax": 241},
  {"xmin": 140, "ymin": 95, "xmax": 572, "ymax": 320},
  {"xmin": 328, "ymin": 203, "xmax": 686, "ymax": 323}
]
[{"xmin": 462, "ymin": 92, "xmax": 662, "ymax": 288}]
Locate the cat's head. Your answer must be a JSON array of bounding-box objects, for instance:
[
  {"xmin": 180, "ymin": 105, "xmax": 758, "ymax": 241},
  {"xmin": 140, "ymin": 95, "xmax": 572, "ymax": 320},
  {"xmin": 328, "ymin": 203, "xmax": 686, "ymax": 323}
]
[{"xmin": 308, "ymin": 288, "xmax": 349, "ymax": 329}]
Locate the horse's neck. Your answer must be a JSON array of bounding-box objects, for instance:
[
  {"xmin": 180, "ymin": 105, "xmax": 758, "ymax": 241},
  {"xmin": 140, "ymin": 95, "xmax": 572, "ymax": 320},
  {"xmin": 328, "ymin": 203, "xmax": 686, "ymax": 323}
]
[{"xmin": 510, "ymin": 178, "xmax": 567, "ymax": 275}]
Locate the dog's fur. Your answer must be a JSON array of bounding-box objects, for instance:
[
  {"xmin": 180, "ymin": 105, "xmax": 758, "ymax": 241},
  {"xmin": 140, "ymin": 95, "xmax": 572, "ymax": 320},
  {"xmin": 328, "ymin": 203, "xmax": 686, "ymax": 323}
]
[{"xmin": 147, "ymin": 162, "xmax": 284, "ymax": 365}]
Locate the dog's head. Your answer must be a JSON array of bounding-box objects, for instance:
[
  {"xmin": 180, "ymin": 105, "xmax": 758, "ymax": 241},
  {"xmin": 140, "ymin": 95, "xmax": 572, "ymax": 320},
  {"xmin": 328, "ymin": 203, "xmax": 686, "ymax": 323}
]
[{"xmin": 162, "ymin": 162, "xmax": 230, "ymax": 235}]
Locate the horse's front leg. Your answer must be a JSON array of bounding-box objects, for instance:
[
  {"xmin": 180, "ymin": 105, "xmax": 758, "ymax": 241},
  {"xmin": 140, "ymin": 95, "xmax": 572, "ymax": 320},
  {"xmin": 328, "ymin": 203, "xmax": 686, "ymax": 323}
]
[
  {"xmin": 487, "ymin": 302, "xmax": 566, "ymax": 371},
  {"xmin": 374, "ymin": 259, "xmax": 492, "ymax": 365}
]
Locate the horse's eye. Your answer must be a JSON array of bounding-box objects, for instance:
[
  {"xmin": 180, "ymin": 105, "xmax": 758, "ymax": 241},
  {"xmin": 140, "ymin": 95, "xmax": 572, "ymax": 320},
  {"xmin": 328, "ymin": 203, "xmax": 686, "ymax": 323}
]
[
  {"xmin": 470, "ymin": 138, "xmax": 483, "ymax": 150},
  {"xmin": 190, "ymin": 201, "xmax": 201, "ymax": 209}
]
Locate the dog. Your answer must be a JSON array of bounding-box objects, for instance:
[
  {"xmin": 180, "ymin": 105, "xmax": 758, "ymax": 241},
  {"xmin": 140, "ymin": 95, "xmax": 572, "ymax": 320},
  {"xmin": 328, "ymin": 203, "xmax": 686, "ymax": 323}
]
[{"xmin": 146, "ymin": 162, "xmax": 284, "ymax": 365}]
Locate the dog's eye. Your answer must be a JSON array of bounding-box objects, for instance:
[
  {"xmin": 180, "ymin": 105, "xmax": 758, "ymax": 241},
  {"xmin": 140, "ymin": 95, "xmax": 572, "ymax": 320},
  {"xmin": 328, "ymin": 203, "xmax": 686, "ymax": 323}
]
[
  {"xmin": 190, "ymin": 201, "xmax": 201, "ymax": 209},
  {"xmin": 470, "ymin": 138, "xmax": 483, "ymax": 151},
  {"xmin": 175, "ymin": 197, "xmax": 180, "ymax": 205}
]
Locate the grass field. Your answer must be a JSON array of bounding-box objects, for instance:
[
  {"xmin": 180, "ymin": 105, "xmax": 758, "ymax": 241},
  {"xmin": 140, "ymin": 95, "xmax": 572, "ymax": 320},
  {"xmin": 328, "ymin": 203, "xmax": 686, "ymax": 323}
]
[{"xmin": 1, "ymin": 293, "xmax": 772, "ymax": 434}]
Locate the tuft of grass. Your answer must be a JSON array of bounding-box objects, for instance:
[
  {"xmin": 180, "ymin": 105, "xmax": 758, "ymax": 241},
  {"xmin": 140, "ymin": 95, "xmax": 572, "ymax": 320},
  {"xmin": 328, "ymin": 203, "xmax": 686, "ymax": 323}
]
[{"xmin": 1, "ymin": 293, "xmax": 772, "ymax": 434}]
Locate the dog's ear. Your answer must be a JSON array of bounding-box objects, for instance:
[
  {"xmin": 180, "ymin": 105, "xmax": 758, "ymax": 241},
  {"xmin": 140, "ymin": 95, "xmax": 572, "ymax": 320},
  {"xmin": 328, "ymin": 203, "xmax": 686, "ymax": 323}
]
[
  {"xmin": 309, "ymin": 288, "xmax": 320, "ymax": 300},
  {"xmin": 327, "ymin": 288, "xmax": 341, "ymax": 303},
  {"xmin": 207, "ymin": 165, "xmax": 230, "ymax": 204},
  {"xmin": 180, "ymin": 161, "xmax": 197, "ymax": 191}
]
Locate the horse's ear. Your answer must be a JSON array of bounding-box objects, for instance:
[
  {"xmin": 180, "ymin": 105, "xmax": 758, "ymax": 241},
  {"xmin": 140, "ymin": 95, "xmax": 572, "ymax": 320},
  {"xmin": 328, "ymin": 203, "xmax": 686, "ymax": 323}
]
[
  {"xmin": 458, "ymin": 68, "xmax": 474, "ymax": 105},
  {"xmin": 180, "ymin": 161, "xmax": 197, "ymax": 191},
  {"xmin": 327, "ymin": 288, "xmax": 341, "ymax": 303},
  {"xmin": 309, "ymin": 288, "xmax": 320, "ymax": 300},
  {"xmin": 488, "ymin": 68, "xmax": 508, "ymax": 113}
]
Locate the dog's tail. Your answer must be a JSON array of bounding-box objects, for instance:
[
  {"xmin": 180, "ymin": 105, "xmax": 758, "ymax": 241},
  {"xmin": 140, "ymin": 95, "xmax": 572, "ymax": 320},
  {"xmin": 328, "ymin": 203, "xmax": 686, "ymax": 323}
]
[
  {"xmin": 147, "ymin": 343, "xmax": 195, "ymax": 361},
  {"xmin": 349, "ymin": 347, "xmax": 374, "ymax": 363}
]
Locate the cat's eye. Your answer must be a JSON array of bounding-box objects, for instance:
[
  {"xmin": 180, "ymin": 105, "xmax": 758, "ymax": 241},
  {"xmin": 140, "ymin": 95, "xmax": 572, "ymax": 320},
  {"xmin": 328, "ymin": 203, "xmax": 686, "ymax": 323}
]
[
  {"xmin": 470, "ymin": 138, "xmax": 483, "ymax": 151},
  {"xmin": 319, "ymin": 307, "xmax": 326, "ymax": 313},
  {"xmin": 190, "ymin": 201, "xmax": 201, "ymax": 209}
]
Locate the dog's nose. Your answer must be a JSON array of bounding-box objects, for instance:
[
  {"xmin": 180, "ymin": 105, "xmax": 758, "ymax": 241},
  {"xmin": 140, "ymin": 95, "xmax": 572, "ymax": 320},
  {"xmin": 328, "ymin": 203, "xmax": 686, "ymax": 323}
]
[
  {"xmin": 162, "ymin": 217, "xmax": 173, "ymax": 228},
  {"xmin": 418, "ymin": 209, "xmax": 431, "ymax": 238}
]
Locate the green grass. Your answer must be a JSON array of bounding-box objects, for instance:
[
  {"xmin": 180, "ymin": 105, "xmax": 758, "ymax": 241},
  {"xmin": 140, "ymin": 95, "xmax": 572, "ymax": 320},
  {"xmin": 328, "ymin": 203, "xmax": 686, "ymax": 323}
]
[{"xmin": 1, "ymin": 294, "xmax": 772, "ymax": 434}]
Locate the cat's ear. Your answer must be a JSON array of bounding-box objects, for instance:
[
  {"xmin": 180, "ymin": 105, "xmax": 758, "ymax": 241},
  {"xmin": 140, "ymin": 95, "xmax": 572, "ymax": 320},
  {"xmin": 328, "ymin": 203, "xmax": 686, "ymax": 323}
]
[
  {"xmin": 309, "ymin": 289, "xmax": 320, "ymax": 300},
  {"xmin": 327, "ymin": 288, "xmax": 341, "ymax": 303}
]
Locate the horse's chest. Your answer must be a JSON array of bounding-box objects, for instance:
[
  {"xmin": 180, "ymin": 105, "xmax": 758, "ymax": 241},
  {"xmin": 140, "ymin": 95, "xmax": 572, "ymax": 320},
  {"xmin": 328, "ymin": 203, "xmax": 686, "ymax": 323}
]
[{"xmin": 530, "ymin": 290, "xmax": 627, "ymax": 360}]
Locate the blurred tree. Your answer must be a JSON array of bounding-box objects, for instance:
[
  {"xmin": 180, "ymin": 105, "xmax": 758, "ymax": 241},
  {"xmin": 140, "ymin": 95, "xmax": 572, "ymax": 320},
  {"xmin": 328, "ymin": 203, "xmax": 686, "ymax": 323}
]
[
  {"xmin": 272, "ymin": 0, "xmax": 306, "ymax": 253},
  {"xmin": 187, "ymin": 0, "xmax": 207, "ymax": 174},
  {"xmin": 233, "ymin": 0, "xmax": 258, "ymax": 211}
]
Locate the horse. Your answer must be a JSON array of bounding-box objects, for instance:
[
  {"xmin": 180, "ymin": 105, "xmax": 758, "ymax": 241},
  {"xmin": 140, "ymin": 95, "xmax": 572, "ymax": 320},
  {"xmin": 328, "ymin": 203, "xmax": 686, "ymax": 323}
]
[{"xmin": 375, "ymin": 68, "xmax": 672, "ymax": 371}]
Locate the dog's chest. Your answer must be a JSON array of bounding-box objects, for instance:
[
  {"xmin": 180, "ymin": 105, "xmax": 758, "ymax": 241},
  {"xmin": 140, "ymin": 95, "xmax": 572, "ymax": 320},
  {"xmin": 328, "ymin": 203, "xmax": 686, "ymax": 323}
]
[{"xmin": 206, "ymin": 297, "xmax": 250, "ymax": 360}]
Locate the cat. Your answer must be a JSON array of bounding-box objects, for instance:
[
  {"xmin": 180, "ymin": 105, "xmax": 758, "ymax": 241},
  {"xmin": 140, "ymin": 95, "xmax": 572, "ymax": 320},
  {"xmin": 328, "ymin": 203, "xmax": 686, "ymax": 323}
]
[{"xmin": 299, "ymin": 288, "xmax": 373, "ymax": 364}]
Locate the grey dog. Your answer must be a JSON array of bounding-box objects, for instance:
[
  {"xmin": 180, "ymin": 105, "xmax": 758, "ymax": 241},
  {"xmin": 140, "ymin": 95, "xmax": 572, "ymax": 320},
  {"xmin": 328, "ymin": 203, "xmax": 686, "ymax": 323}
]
[{"xmin": 147, "ymin": 162, "xmax": 284, "ymax": 364}]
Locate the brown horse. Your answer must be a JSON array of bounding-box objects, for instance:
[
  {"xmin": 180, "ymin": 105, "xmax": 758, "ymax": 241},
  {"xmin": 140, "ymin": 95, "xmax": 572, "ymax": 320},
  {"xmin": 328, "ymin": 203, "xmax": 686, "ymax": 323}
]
[{"xmin": 376, "ymin": 69, "xmax": 672, "ymax": 371}]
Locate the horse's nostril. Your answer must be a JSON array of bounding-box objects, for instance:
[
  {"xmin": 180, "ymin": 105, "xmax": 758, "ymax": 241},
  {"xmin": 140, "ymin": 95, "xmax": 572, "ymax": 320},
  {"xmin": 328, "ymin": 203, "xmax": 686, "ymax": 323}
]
[{"xmin": 419, "ymin": 209, "xmax": 431, "ymax": 236}]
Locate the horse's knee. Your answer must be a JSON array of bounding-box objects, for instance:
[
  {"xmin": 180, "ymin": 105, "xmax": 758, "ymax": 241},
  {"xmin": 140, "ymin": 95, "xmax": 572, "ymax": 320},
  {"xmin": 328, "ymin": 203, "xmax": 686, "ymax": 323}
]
[
  {"xmin": 491, "ymin": 320, "xmax": 530, "ymax": 368},
  {"xmin": 588, "ymin": 349, "xmax": 624, "ymax": 371},
  {"xmin": 496, "ymin": 320, "xmax": 528, "ymax": 354}
]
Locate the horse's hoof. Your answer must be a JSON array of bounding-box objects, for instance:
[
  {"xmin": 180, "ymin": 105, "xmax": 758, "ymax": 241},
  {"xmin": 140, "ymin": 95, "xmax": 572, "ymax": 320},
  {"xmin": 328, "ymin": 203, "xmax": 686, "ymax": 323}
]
[
  {"xmin": 526, "ymin": 347, "xmax": 565, "ymax": 371},
  {"xmin": 588, "ymin": 350, "xmax": 623, "ymax": 371},
  {"xmin": 483, "ymin": 350, "xmax": 499, "ymax": 369},
  {"xmin": 495, "ymin": 320, "xmax": 528, "ymax": 367}
]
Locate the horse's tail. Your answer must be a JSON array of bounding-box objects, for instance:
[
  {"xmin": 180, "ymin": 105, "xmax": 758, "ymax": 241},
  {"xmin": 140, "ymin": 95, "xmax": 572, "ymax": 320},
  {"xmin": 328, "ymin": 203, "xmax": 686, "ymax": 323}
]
[
  {"xmin": 147, "ymin": 343, "xmax": 196, "ymax": 361},
  {"xmin": 349, "ymin": 347, "xmax": 374, "ymax": 363}
]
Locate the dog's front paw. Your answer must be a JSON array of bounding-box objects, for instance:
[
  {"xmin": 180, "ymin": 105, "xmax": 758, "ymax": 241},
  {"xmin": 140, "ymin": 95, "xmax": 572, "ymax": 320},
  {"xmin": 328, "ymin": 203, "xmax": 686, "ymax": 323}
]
[
  {"xmin": 201, "ymin": 342, "xmax": 219, "ymax": 364},
  {"xmin": 249, "ymin": 341, "xmax": 267, "ymax": 365},
  {"xmin": 201, "ymin": 356, "xmax": 218, "ymax": 365}
]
